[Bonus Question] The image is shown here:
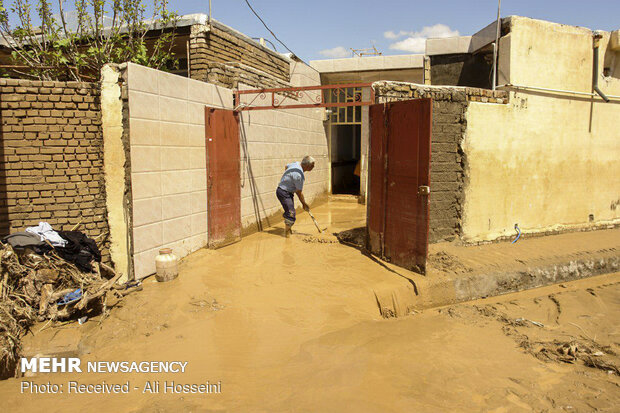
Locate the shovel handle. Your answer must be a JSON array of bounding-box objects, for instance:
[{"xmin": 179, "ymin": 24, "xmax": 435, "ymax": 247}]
[{"xmin": 308, "ymin": 212, "xmax": 322, "ymax": 233}]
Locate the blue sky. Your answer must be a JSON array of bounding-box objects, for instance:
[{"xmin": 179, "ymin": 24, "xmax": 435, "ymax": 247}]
[{"xmin": 168, "ymin": 0, "xmax": 620, "ymax": 61}]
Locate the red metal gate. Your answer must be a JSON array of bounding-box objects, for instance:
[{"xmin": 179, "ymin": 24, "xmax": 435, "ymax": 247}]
[
  {"xmin": 367, "ymin": 99, "xmax": 432, "ymax": 273},
  {"xmin": 205, "ymin": 108, "xmax": 241, "ymax": 248}
]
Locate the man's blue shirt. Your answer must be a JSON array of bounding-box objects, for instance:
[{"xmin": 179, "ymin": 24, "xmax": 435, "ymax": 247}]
[{"xmin": 278, "ymin": 162, "xmax": 305, "ymax": 193}]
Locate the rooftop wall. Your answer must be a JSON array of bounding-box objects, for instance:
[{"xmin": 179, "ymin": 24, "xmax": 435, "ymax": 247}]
[
  {"xmin": 311, "ymin": 54, "xmax": 424, "ymax": 73},
  {"xmin": 189, "ymin": 22, "xmax": 291, "ymax": 88},
  {"xmin": 429, "ymin": 53, "xmax": 492, "ymax": 88}
]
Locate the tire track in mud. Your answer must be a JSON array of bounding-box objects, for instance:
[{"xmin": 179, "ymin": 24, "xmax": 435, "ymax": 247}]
[{"xmin": 548, "ymin": 293, "xmax": 562, "ymax": 324}]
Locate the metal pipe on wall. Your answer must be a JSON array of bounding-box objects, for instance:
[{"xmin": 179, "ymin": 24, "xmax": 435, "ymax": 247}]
[
  {"xmin": 592, "ymin": 31, "xmax": 610, "ymax": 102},
  {"xmin": 491, "ymin": 0, "xmax": 502, "ymax": 90},
  {"xmin": 186, "ymin": 40, "xmax": 191, "ymax": 78},
  {"xmin": 496, "ymin": 83, "xmax": 620, "ymax": 101},
  {"xmin": 209, "ymin": 0, "xmax": 212, "ymax": 28}
]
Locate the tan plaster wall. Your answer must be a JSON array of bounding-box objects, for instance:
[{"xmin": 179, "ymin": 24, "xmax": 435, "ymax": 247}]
[
  {"xmin": 126, "ymin": 63, "xmax": 232, "ymax": 279},
  {"xmin": 462, "ymin": 17, "xmax": 620, "ymax": 242},
  {"xmin": 238, "ymin": 60, "xmax": 329, "ymax": 230},
  {"xmin": 101, "ymin": 65, "xmax": 130, "ymax": 281}
]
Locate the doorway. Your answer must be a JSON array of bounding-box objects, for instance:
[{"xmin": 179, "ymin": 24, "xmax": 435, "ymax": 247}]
[
  {"xmin": 331, "ymin": 124, "xmax": 361, "ymax": 195},
  {"xmin": 326, "ymin": 86, "xmax": 363, "ymax": 195}
]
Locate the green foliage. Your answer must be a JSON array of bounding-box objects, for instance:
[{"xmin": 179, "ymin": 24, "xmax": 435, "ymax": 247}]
[{"xmin": 0, "ymin": 0, "xmax": 178, "ymax": 80}]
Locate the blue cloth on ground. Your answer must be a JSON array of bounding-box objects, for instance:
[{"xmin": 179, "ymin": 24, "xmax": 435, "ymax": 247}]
[{"xmin": 57, "ymin": 288, "xmax": 83, "ymax": 306}]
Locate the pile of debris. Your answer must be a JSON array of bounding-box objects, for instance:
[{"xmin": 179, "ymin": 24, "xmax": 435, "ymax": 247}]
[
  {"xmin": 0, "ymin": 222, "xmax": 132, "ymax": 378},
  {"xmin": 530, "ymin": 340, "xmax": 620, "ymax": 375},
  {"xmin": 335, "ymin": 227, "xmax": 367, "ymax": 248}
]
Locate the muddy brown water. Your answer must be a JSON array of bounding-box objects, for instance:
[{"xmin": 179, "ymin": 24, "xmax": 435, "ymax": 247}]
[{"xmin": 0, "ymin": 201, "xmax": 618, "ymax": 412}]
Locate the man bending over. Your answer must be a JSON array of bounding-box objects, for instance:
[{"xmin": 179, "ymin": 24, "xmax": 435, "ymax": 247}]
[{"xmin": 276, "ymin": 156, "xmax": 315, "ymax": 237}]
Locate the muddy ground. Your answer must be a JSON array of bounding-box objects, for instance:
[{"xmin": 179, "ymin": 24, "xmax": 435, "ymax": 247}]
[{"xmin": 0, "ymin": 201, "xmax": 618, "ymax": 412}]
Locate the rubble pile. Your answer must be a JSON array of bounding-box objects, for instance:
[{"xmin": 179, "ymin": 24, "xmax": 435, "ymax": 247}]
[{"xmin": 0, "ymin": 235, "xmax": 124, "ymax": 376}]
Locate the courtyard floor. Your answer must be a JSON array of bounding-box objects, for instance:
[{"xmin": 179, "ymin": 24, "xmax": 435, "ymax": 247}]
[{"xmin": 0, "ymin": 200, "xmax": 618, "ymax": 412}]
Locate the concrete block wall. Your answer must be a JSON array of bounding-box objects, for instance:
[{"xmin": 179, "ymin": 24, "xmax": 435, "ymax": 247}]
[
  {"xmin": 126, "ymin": 60, "xmax": 328, "ymax": 278},
  {"xmin": 428, "ymin": 99, "xmax": 467, "ymax": 242},
  {"xmin": 125, "ymin": 63, "xmax": 233, "ymax": 279},
  {"xmin": 0, "ymin": 78, "xmax": 109, "ymax": 259},
  {"xmin": 237, "ymin": 60, "xmax": 329, "ymax": 231},
  {"xmin": 430, "ymin": 53, "xmax": 493, "ymax": 88}
]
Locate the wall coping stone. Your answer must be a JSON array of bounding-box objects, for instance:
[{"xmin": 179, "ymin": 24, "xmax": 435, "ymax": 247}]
[{"xmin": 373, "ymin": 81, "xmax": 509, "ymax": 104}]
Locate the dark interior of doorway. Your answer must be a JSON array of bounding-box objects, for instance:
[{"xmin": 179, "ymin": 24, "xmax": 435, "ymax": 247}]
[{"xmin": 331, "ymin": 124, "xmax": 361, "ymax": 195}]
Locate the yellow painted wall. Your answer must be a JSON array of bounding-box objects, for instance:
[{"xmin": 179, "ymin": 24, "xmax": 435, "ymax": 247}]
[{"xmin": 462, "ymin": 17, "xmax": 620, "ymax": 242}]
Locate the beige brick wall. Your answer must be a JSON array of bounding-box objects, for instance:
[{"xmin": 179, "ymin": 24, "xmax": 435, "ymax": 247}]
[
  {"xmin": 238, "ymin": 60, "xmax": 329, "ymax": 230},
  {"xmin": 0, "ymin": 78, "xmax": 109, "ymax": 260},
  {"xmin": 126, "ymin": 63, "xmax": 233, "ymax": 279}
]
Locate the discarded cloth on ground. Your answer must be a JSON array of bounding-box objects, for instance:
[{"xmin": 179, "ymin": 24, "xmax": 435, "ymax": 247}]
[
  {"xmin": 2, "ymin": 232, "xmax": 46, "ymax": 250},
  {"xmin": 56, "ymin": 231, "xmax": 101, "ymax": 272},
  {"xmin": 2, "ymin": 226, "xmax": 101, "ymax": 272},
  {"xmin": 25, "ymin": 222, "xmax": 67, "ymax": 247}
]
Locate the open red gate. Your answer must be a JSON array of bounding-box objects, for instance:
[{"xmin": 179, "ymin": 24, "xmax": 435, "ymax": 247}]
[
  {"xmin": 367, "ymin": 99, "xmax": 432, "ymax": 273},
  {"xmin": 205, "ymin": 108, "xmax": 241, "ymax": 248}
]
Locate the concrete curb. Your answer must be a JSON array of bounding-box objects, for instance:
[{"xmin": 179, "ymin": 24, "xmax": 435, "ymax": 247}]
[
  {"xmin": 375, "ymin": 254, "xmax": 620, "ymax": 317},
  {"xmin": 452, "ymin": 256, "xmax": 619, "ymax": 303}
]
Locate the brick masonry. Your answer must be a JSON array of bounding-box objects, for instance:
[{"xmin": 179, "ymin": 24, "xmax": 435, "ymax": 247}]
[
  {"xmin": 189, "ymin": 22, "xmax": 291, "ymax": 89},
  {"xmin": 202, "ymin": 61, "xmax": 292, "ymax": 91},
  {"xmin": 0, "ymin": 78, "xmax": 110, "ymax": 261},
  {"xmin": 373, "ymin": 82, "xmax": 508, "ymax": 243}
]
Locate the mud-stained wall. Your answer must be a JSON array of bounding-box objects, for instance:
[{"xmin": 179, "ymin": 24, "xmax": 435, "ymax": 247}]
[
  {"xmin": 462, "ymin": 17, "xmax": 620, "ymax": 242},
  {"xmin": 0, "ymin": 78, "xmax": 111, "ymax": 260},
  {"xmin": 238, "ymin": 60, "xmax": 329, "ymax": 232},
  {"xmin": 125, "ymin": 63, "xmax": 232, "ymax": 279}
]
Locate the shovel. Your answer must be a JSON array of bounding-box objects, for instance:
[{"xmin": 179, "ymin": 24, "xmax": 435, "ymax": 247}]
[{"xmin": 307, "ymin": 210, "xmax": 323, "ymax": 233}]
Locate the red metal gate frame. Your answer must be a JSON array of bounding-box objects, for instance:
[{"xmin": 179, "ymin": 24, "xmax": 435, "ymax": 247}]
[{"xmin": 234, "ymin": 83, "xmax": 375, "ymax": 111}]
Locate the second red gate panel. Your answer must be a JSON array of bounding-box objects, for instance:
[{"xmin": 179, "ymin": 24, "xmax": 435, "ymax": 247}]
[{"xmin": 368, "ymin": 99, "xmax": 432, "ymax": 273}]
